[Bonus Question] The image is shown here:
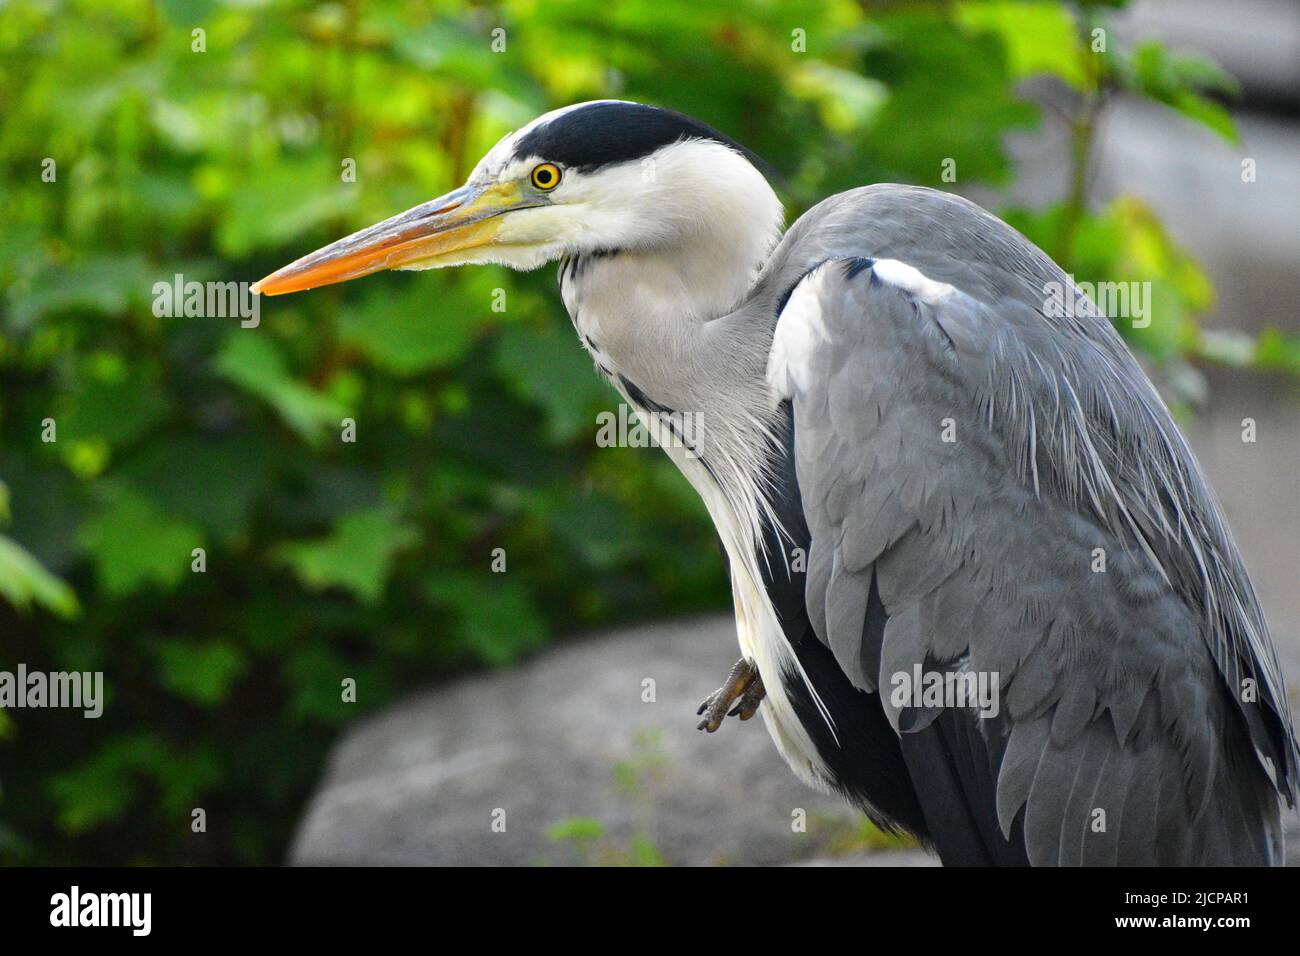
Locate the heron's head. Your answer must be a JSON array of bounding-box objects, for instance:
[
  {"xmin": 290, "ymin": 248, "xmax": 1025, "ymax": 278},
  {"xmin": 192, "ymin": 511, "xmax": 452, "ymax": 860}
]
[{"xmin": 253, "ymin": 100, "xmax": 781, "ymax": 296}]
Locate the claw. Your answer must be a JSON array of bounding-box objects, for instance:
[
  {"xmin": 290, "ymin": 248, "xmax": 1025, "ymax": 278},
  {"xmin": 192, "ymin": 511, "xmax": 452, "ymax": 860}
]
[
  {"xmin": 696, "ymin": 657, "xmax": 763, "ymax": 733},
  {"xmin": 727, "ymin": 677, "xmax": 765, "ymax": 721}
]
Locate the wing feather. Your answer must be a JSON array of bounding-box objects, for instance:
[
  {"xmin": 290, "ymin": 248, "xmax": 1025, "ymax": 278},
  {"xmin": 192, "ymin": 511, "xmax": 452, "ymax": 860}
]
[{"xmin": 769, "ymin": 240, "xmax": 1295, "ymax": 865}]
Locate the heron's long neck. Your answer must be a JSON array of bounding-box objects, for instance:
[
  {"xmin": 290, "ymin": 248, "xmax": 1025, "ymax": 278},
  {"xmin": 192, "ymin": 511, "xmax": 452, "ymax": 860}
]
[
  {"xmin": 560, "ymin": 195, "xmax": 782, "ymax": 399},
  {"xmin": 561, "ymin": 220, "xmax": 789, "ymax": 544},
  {"xmin": 557, "ymin": 172, "xmax": 788, "ymax": 567}
]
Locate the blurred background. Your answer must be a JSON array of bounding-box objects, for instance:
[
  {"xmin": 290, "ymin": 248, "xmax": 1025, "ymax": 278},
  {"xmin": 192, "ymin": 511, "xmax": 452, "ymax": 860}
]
[{"xmin": 1, "ymin": 0, "xmax": 1296, "ymax": 866}]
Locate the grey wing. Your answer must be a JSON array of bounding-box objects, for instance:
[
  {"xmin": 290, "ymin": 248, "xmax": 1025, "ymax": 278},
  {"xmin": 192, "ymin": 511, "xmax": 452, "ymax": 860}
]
[{"xmin": 768, "ymin": 254, "xmax": 1297, "ymax": 866}]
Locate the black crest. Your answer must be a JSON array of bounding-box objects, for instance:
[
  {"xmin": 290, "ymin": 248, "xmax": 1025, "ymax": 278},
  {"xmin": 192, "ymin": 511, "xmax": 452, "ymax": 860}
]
[{"xmin": 510, "ymin": 101, "xmax": 763, "ymax": 173}]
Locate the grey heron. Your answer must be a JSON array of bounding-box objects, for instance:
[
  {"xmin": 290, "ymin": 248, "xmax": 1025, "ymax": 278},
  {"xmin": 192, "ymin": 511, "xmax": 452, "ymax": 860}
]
[{"xmin": 255, "ymin": 100, "xmax": 1298, "ymax": 865}]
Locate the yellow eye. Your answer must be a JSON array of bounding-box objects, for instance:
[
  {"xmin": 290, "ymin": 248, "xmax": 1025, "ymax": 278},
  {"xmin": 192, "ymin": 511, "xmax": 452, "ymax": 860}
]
[{"xmin": 530, "ymin": 162, "xmax": 561, "ymax": 190}]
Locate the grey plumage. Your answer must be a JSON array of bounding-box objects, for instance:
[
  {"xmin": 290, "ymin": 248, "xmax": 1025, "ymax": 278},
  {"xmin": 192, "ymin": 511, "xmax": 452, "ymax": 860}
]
[
  {"xmin": 554, "ymin": 177, "xmax": 1297, "ymax": 864},
  {"xmin": 761, "ymin": 185, "xmax": 1297, "ymax": 865}
]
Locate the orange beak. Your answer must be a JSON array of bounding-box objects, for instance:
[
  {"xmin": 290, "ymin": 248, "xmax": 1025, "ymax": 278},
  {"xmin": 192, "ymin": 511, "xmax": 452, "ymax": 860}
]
[{"xmin": 252, "ymin": 181, "xmax": 523, "ymax": 296}]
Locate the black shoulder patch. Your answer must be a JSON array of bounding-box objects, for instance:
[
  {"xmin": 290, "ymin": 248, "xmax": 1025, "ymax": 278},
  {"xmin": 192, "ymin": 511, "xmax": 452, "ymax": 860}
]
[
  {"xmin": 511, "ymin": 102, "xmax": 764, "ymax": 173},
  {"xmin": 842, "ymin": 256, "xmax": 876, "ymax": 280}
]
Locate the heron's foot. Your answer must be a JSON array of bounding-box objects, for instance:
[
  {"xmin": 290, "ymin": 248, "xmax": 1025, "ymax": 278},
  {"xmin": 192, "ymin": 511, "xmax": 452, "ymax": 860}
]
[
  {"xmin": 730, "ymin": 675, "xmax": 766, "ymax": 721},
  {"xmin": 696, "ymin": 657, "xmax": 764, "ymax": 733}
]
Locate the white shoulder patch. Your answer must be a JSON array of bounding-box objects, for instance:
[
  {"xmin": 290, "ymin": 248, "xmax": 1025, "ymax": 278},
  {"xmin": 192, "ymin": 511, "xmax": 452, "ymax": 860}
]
[
  {"xmin": 767, "ymin": 262, "xmax": 835, "ymax": 401},
  {"xmin": 767, "ymin": 257, "xmax": 958, "ymax": 401},
  {"xmin": 871, "ymin": 258, "xmax": 956, "ymax": 304}
]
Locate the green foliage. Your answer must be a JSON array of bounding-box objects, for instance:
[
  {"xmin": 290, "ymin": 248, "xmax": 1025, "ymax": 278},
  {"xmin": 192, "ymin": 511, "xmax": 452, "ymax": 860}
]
[
  {"xmin": 79, "ymin": 488, "xmax": 204, "ymax": 596},
  {"xmin": 544, "ymin": 729, "xmax": 670, "ymax": 865},
  {"xmin": 156, "ymin": 638, "xmax": 247, "ymax": 707},
  {"xmin": 1118, "ymin": 40, "xmax": 1240, "ymax": 144},
  {"xmin": 544, "ymin": 816, "xmax": 666, "ymax": 867},
  {"xmin": 547, "ymin": 816, "xmax": 605, "ymax": 843},
  {"xmin": 215, "ymin": 334, "xmax": 347, "ymax": 445},
  {"xmin": 807, "ymin": 811, "xmax": 919, "ymax": 856},
  {"xmin": 275, "ymin": 506, "xmax": 420, "ymax": 604},
  {"xmin": 0, "ymin": 0, "xmax": 1282, "ymax": 865},
  {"xmin": 0, "ymin": 535, "xmax": 79, "ymax": 619}
]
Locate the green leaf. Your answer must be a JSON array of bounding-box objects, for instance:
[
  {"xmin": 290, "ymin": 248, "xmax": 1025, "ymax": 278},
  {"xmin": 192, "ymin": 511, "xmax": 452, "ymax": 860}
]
[
  {"xmin": 1253, "ymin": 330, "xmax": 1300, "ymax": 376},
  {"xmin": 1121, "ymin": 41, "xmax": 1240, "ymax": 143},
  {"xmin": 47, "ymin": 733, "xmax": 170, "ymax": 834},
  {"xmin": 547, "ymin": 817, "xmax": 605, "ymax": 842},
  {"xmin": 338, "ymin": 278, "xmax": 479, "ymax": 375},
  {"xmin": 215, "ymin": 333, "xmax": 347, "ymax": 444},
  {"xmin": 0, "ymin": 535, "xmax": 79, "ymax": 617},
  {"xmin": 837, "ymin": 16, "xmax": 1039, "ymax": 189},
  {"xmin": 283, "ymin": 643, "xmax": 358, "ymax": 724},
  {"xmin": 156, "ymin": 639, "xmax": 247, "ymax": 707},
  {"xmin": 1165, "ymin": 49, "xmax": 1240, "ymax": 96},
  {"xmin": 275, "ymin": 507, "xmax": 420, "ymax": 603},
  {"xmin": 78, "ymin": 489, "xmax": 203, "ymax": 597},
  {"xmin": 955, "ymin": 1, "xmax": 1087, "ymax": 89},
  {"xmin": 427, "ymin": 572, "xmax": 549, "ymax": 665},
  {"xmin": 1170, "ymin": 90, "xmax": 1238, "ymax": 145},
  {"xmin": 627, "ymin": 833, "xmax": 666, "ymax": 867},
  {"xmin": 214, "ymin": 160, "xmax": 358, "ymax": 258},
  {"xmin": 790, "ymin": 62, "xmax": 887, "ymax": 133},
  {"xmin": 1200, "ymin": 329, "xmax": 1300, "ymax": 377}
]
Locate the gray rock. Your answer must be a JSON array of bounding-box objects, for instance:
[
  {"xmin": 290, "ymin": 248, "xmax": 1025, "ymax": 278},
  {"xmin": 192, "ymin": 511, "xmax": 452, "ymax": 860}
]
[{"xmin": 288, "ymin": 615, "xmax": 921, "ymax": 866}]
